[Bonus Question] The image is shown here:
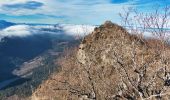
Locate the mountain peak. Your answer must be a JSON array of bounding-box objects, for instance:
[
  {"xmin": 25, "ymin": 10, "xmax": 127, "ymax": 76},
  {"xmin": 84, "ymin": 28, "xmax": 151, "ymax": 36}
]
[
  {"xmin": 103, "ymin": 20, "xmax": 113, "ymax": 25},
  {"xmin": 0, "ymin": 20, "xmax": 15, "ymax": 30},
  {"xmin": 0, "ymin": 20, "xmax": 7, "ymax": 22},
  {"xmin": 33, "ymin": 21, "xmax": 170, "ymax": 100},
  {"xmin": 0, "ymin": 20, "xmax": 14, "ymax": 24}
]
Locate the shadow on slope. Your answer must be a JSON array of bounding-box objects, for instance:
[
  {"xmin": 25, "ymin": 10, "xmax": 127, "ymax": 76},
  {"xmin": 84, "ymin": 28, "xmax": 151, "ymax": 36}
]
[{"xmin": 0, "ymin": 32, "xmax": 75, "ymax": 83}]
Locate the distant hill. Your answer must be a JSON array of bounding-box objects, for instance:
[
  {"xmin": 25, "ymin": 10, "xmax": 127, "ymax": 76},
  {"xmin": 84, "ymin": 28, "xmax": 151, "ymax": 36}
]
[{"xmin": 0, "ymin": 20, "xmax": 15, "ymax": 30}]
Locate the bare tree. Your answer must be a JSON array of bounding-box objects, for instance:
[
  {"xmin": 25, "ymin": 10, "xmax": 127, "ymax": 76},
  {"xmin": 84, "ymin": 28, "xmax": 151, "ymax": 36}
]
[{"xmin": 117, "ymin": 6, "xmax": 170, "ymax": 100}]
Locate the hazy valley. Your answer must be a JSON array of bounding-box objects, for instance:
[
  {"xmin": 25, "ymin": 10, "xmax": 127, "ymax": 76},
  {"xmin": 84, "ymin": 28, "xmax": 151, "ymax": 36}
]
[{"xmin": 0, "ymin": 20, "xmax": 95, "ymax": 99}]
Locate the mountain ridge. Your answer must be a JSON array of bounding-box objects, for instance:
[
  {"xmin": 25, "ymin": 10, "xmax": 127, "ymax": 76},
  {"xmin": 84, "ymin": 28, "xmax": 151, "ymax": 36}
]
[
  {"xmin": 32, "ymin": 21, "xmax": 170, "ymax": 100},
  {"xmin": 0, "ymin": 20, "xmax": 15, "ymax": 30}
]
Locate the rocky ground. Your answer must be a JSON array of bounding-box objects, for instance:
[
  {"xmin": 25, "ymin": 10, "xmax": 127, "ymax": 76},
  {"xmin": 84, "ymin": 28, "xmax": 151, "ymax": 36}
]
[{"xmin": 33, "ymin": 21, "xmax": 170, "ymax": 100}]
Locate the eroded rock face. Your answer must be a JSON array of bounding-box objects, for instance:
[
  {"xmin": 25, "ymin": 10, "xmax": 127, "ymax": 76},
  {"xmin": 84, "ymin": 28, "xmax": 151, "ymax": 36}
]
[
  {"xmin": 77, "ymin": 44, "xmax": 87, "ymax": 65},
  {"xmin": 77, "ymin": 21, "xmax": 131, "ymax": 67}
]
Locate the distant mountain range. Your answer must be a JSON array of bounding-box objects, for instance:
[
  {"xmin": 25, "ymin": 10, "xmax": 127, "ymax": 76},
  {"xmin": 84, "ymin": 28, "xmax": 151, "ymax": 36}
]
[{"xmin": 0, "ymin": 20, "xmax": 16, "ymax": 30}]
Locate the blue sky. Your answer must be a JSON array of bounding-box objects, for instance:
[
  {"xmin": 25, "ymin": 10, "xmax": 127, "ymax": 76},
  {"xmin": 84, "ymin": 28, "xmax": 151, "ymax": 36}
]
[{"xmin": 0, "ymin": 0, "xmax": 169, "ymax": 25}]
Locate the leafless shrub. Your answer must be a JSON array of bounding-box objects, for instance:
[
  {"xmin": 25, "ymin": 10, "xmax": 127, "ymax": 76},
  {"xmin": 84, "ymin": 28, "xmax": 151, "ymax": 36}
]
[{"xmin": 117, "ymin": 6, "xmax": 170, "ymax": 99}]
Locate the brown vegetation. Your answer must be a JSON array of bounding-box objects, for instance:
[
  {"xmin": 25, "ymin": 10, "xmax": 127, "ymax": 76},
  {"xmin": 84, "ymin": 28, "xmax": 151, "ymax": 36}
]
[
  {"xmin": 32, "ymin": 20, "xmax": 170, "ymax": 100},
  {"xmin": 32, "ymin": 6, "xmax": 170, "ymax": 100}
]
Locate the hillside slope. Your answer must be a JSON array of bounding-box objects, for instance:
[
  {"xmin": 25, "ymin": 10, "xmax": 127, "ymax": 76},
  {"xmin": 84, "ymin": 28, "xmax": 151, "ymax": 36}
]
[{"xmin": 33, "ymin": 21, "xmax": 170, "ymax": 100}]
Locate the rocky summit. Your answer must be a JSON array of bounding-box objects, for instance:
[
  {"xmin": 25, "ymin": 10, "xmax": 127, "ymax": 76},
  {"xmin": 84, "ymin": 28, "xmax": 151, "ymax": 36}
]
[{"xmin": 33, "ymin": 21, "xmax": 170, "ymax": 100}]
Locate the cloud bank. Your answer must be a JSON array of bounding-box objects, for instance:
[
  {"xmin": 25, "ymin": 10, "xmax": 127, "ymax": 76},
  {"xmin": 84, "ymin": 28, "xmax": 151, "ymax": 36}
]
[
  {"xmin": 60, "ymin": 24, "xmax": 95, "ymax": 36},
  {"xmin": 0, "ymin": 25, "xmax": 32, "ymax": 39},
  {"xmin": 0, "ymin": 24, "xmax": 96, "ymax": 40}
]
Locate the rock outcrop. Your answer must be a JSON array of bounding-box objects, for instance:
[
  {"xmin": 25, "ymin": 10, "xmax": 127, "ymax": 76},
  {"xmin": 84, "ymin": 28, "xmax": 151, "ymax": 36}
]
[{"xmin": 33, "ymin": 21, "xmax": 170, "ymax": 100}]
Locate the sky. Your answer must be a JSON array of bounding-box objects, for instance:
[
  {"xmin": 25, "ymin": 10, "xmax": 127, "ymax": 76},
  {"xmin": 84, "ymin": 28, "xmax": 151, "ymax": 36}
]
[{"xmin": 0, "ymin": 0, "xmax": 169, "ymax": 25}]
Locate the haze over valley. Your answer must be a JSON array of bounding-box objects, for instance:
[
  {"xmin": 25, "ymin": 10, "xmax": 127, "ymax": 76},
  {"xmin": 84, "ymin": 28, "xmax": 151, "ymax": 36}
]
[{"xmin": 0, "ymin": 20, "xmax": 95, "ymax": 96}]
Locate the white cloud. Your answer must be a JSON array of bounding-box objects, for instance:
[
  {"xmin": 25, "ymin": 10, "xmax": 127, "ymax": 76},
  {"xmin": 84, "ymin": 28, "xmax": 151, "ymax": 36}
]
[
  {"xmin": 0, "ymin": 0, "xmax": 27, "ymax": 5},
  {"xmin": 0, "ymin": 0, "xmax": 135, "ymax": 24},
  {"xmin": 0, "ymin": 24, "xmax": 95, "ymax": 40},
  {"xmin": 60, "ymin": 24, "xmax": 96, "ymax": 36},
  {"xmin": 0, "ymin": 0, "xmax": 168, "ymax": 24},
  {"xmin": 0, "ymin": 25, "xmax": 32, "ymax": 38}
]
